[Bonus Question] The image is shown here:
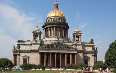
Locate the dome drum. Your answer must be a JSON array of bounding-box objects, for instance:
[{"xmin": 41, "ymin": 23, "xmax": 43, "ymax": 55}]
[
  {"xmin": 46, "ymin": 17, "xmax": 66, "ymax": 23},
  {"xmin": 43, "ymin": 26, "xmax": 68, "ymax": 39},
  {"xmin": 42, "ymin": 22, "xmax": 69, "ymax": 29}
]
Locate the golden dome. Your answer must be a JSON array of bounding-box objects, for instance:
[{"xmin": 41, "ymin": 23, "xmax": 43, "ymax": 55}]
[
  {"xmin": 47, "ymin": 9, "xmax": 65, "ymax": 18},
  {"xmin": 34, "ymin": 26, "xmax": 40, "ymax": 32},
  {"xmin": 47, "ymin": 1, "xmax": 65, "ymax": 18},
  {"xmin": 75, "ymin": 27, "xmax": 79, "ymax": 32}
]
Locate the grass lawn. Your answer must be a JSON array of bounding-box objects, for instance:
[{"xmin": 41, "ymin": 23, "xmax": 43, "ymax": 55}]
[
  {"xmin": 1, "ymin": 70, "xmax": 57, "ymax": 73},
  {"xmin": 1, "ymin": 70, "xmax": 97, "ymax": 73}
]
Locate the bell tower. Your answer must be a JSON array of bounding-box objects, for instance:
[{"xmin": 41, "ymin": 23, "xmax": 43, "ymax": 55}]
[
  {"xmin": 32, "ymin": 26, "xmax": 42, "ymax": 41},
  {"xmin": 73, "ymin": 28, "xmax": 82, "ymax": 43}
]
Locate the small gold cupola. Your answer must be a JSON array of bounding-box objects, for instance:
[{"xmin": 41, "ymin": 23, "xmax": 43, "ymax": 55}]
[
  {"xmin": 34, "ymin": 26, "xmax": 40, "ymax": 32},
  {"xmin": 32, "ymin": 26, "xmax": 42, "ymax": 41},
  {"xmin": 75, "ymin": 27, "xmax": 79, "ymax": 32},
  {"xmin": 73, "ymin": 27, "xmax": 82, "ymax": 43}
]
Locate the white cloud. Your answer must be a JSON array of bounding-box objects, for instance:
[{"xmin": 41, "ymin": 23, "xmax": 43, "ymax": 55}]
[
  {"xmin": 0, "ymin": 3, "xmax": 36, "ymax": 39},
  {"xmin": 78, "ymin": 23, "xmax": 88, "ymax": 30},
  {"xmin": 0, "ymin": 34, "xmax": 16, "ymax": 59},
  {"xmin": 0, "ymin": 3, "xmax": 43, "ymax": 59}
]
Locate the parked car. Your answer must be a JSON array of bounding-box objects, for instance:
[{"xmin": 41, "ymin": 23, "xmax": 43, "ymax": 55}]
[{"xmin": 12, "ymin": 66, "xmax": 23, "ymax": 70}]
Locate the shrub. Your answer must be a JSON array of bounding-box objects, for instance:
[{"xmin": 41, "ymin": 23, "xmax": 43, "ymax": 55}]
[
  {"xmin": 41, "ymin": 66, "xmax": 45, "ymax": 70},
  {"xmin": 20, "ymin": 64, "xmax": 45, "ymax": 70},
  {"xmin": 64, "ymin": 64, "xmax": 84, "ymax": 69},
  {"xmin": 20, "ymin": 64, "xmax": 37, "ymax": 70},
  {"xmin": 78, "ymin": 64, "xmax": 84, "ymax": 69}
]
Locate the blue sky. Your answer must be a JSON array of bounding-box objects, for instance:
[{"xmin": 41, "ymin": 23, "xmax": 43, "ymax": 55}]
[{"xmin": 0, "ymin": 0, "xmax": 116, "ymax": 61}]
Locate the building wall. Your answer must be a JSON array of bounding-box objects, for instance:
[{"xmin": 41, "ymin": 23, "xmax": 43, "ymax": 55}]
[
  {"xmin": 14, "ymin": 40, "xmax": 96, "ymax": 67},
  {"xmin": 31, "ymin": 44, "xmax": 39, "ymax": 50},
  {"xmin": 77, "ymin": 44, "xmax": 83, "ymax": 50},
  {"xmin": 19, "ymin": 53, "xmax": 40, "ymax": 65},
  {"xmin": 19, "ymin": 44, "xmax": 31, "ymax": 50},
  {"xmin": 77, "ymin": 53, "xmax": 84, "ymax": 64},
  {"xmin": 86, "ymin": 54, "xmax": 95, "ymax": 66},
  {"xmin": 85, "ymin": 46, "xmax": 93, "ymax": 51}
]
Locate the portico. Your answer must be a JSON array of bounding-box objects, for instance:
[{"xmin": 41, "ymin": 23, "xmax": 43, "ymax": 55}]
[{"xmin": 40, "ymin": 52, "xmax": 77, "ymax": 68}]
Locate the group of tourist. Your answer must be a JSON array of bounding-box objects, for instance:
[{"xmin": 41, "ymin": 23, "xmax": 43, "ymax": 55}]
[
  {"xmin": 81, "ymin": 67, "xmax": 93, "ymax": 71},
  {"xmin": 99, "ymin": 67, "xmax": 110, "ymax": 73},
  {"xmin": 81, "ymin": 66, "xmax": 110, "ymax": 73}
]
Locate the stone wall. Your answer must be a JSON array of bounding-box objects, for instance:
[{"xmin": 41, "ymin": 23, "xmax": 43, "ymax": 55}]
[
  {"xmin": 77, "ymin": 53, "xmax": 84, "ymax": 64},
  {"xmin": 19, "ymin": 53, "xmax": 40, "ymax": 65}
]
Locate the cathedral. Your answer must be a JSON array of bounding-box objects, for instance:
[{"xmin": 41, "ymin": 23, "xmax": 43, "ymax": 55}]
[{"xmin": 13, "ymin": 1, "xmax": 97, "ymax": 68}]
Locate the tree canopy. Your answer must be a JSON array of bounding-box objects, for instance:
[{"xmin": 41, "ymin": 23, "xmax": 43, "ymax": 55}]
[
  {"xmin": 0, "ymin": 58, "xmax": 13, "ymax": 68},
  {"xmin": 105, "ymin": 40, "xmax": 116, "ymax": 68},
  {"xmin": 94, "ymin": 61, "xmax": 103, "ymax": 69}
]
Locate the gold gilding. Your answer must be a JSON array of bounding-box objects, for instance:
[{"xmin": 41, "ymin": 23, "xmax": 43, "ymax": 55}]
[
  {"xmin": 75, "ymin": 28, "xmax": 79, "ymax": 32},
  {"xmin": 47, "ymin": 1, "xmax": 65, "ymax": 18},
  {"xmin": 47, "ymin": 9, "xmax": 65, "ymax": 18},
  {"xmin": 34, "ymin": 26, "xmax": 40, "ymax": 32}
]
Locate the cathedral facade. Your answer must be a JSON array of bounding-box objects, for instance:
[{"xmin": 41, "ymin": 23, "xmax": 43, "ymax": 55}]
[{"xmin": 13, "ymin": 1, "xmax": 97, "ymax": 68}]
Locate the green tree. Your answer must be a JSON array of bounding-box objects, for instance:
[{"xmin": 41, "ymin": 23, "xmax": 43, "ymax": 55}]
[
  {"xmin": 105, "ymin": 40, "xmax": 116, "ymax": 68},
  {"xmin": 0, "ymin": 58, "xmax": 13, "ymax": 68},
  {"xmin": 94, "ymin": 61, "xmax": 106, "ymax": 69}
]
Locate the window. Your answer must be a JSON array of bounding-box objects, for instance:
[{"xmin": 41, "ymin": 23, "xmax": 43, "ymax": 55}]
[
  {"xmin": 23, "ymin": 58, "xmax": 27, "ymax": 64},
  {"xmin": 22, "ymin": 55, "xmax": 30, "ymax": 64}
]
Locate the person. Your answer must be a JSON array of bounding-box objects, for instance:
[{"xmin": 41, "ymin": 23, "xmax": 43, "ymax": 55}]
[
  {"xmin": 82, "ymin": 67, "xmax": 85, "ymax": 71},
  {"xmin": 99, "ymin": 67, "xmax": 102, "ymax": 73},
  {"xmin": 106, "ymin": 67, "xmax": 109, "ymax": 73},
  {"xmin": 90, "ymin": 66, "xmax": 93, "ymax": 71}
]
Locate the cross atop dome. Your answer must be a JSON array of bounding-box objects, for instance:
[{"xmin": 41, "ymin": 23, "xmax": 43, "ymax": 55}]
[{"xmin": 54, "ymin": 1, "xmax": 58, "ymax": 9}]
